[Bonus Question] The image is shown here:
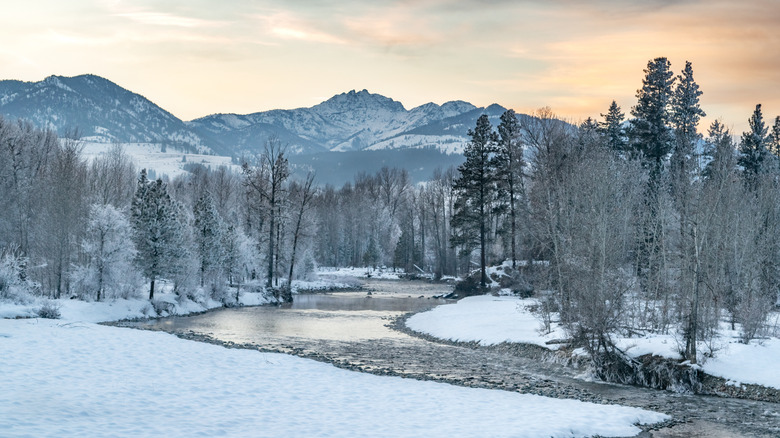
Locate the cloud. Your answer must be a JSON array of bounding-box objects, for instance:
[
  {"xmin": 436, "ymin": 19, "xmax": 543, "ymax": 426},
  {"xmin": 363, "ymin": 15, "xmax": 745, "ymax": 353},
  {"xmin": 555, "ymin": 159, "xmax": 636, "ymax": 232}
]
[{"xmin": 114, "ymin": 12, "xmax": 214, "ymax": 28}]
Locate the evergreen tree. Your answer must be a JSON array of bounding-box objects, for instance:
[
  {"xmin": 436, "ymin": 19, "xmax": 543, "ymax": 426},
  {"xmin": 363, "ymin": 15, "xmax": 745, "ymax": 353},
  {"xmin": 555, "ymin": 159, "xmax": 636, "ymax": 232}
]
[
  {"xmin": 495, "ymin": 109, "xmax": 525, "ymax": 268},
  {"xmin": 452, "ymin": 114, "xmax": 499, "ymax": 288},
  {"xmin": 193, "ymin": 193, "xmax": 225, "ymax": 288},
  {"xmin": 768, "ymin": 115, "xmax": 780, "ymax": 157},
  {"xmin": 130, "ymin": 169, "xmax": 183, "ymax": 299},
  {"xmin": 630, "ymin": 57, "xmax": 675, "ymax": 172},
  {"xmin": 703, "ymin": 120, "xmax": 736, "ymax": 180},
  {"xmin": 670, "ymin": 60, "xmax": 705, "ymax": 194},
  {"xmin": 738, "ymin": 104, "xmax": 770, "ymax": 186},
  {"xmin": 670, "ymin": 61, "xmax": 706, "ymax": 363},
  {"xmin": 599, "ymin": 100, "xmax": 626, "ymax": 153}
]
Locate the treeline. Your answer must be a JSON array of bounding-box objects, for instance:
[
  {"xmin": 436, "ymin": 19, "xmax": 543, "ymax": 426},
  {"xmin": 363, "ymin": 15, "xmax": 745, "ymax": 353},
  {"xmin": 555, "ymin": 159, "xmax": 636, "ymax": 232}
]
[
  {"xmin": 2, "ymin": 57, "xmax": 779, "ymax": 362},
  {"xmin": 0, "ymin": 119, "xmax": 458, "ymax": 306},
  {"xmin": 447, "ymin": 58, "xmax": 780, "ymax": 363}
]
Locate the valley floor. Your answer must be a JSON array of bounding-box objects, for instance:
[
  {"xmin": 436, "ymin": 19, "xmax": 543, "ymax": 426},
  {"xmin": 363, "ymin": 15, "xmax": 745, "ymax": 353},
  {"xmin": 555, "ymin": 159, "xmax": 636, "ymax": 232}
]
[{"xmin": 0, "ymin": 295, "xmax": 667, "ymax": 438}]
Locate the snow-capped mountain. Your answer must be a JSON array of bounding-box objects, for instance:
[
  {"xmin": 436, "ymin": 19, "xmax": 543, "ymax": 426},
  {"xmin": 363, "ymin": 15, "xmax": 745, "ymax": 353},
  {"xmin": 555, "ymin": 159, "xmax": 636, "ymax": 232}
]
[
  {"xmin": 187, "ymin": 89, "xmax": 505, "ymax": 156},
  {"xmin": 0, "ymin": 75, "xmax": 207, "ymax": 153},
  {"xmin": 0, "ymin": 74, "xmax": 516, "ymax": 159}
]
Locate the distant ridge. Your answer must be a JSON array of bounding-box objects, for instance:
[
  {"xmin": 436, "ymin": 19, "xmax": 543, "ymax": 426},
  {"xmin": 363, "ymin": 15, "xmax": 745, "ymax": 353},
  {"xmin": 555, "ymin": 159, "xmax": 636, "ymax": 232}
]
[{"xmin": 0, "ymin": 74, "xmax": 518, "ymax": 157}]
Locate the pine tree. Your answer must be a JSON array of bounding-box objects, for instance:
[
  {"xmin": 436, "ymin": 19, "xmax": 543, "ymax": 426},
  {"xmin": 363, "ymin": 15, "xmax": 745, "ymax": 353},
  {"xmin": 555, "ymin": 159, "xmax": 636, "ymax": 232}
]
[
  {"xmin": 670, "ymin": 60, "xmax": 705, "ymax": 194},
  {"xmin": 670, "ymin": 61, "xmax": 706, "ymax": 363},
  {"xmin": 738, "ymin": 104, "xmax": 770, "ymax": 186},
  {"xmin": 768, "ymin": 115, "xmax": 780, "ymax": 157},
  {"xmin": 193, "ymin": 193, "xmax": 225, "ymax": 288},
  {"xmin": 452, "ymin": 114, "xmax": 499, "ymax": 288},
  {"xmin": 599, "ymin": 100, "xmax": 626, "ymax": 153},
  {"xmin": 703, "ymin": 120, "xmax": 736, "ymax": 180},
  {"xmin": 630, "ymin": 57, "xmax": 676, "ymax": 172},
  {"xmin": 495, "ymin": 109, "xmax": 525, "ymax": 268},
  {"xmin": 130, "ymin": 169, "xmax": 183, "ymax": 299}
]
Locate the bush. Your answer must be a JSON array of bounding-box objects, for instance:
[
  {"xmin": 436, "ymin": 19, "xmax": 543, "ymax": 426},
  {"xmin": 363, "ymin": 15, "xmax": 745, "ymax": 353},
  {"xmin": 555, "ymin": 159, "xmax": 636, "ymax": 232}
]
[
  {"xmin": 36, "ymin": 301, "xmax": 61, "ymax": 319},
  {"xmin": 453, "ymin": 275, "xmax": 484, "ymax": 297},
  {"xmin": 151, "ymin": 299, "xmax": 176, "ymax": 316},
  {"xmin": 496, "ymin": 266, "xmax": 534, "ymax": 297}
]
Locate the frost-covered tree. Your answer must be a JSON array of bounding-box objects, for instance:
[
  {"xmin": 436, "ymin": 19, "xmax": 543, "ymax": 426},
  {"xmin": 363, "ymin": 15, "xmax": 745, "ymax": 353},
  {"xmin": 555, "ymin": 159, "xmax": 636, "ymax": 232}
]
[
  {"xmin": 600, "ymin": 100, "xmax": 626, "ymax": 153},
  {"xmin": 41, "ymin": 139, "xmax": 88, "ymax": 298},
  {"xmin": 702, "ymin": 120, "xmax": 735, "ymax": 180},
  {"xmin": 193, "ymin": 193, "xmax": 225, "ymax": 288},
  {"xmin": 131, "ymin": 169, "xmax": 186, "ymax": 299},
  {"xmin": 452, "ymin": 114, "xmax": 499, "ymax": 288},
  {"xmin": 75, "ymin": 204, "xmax": 137, "ymax": 301}
]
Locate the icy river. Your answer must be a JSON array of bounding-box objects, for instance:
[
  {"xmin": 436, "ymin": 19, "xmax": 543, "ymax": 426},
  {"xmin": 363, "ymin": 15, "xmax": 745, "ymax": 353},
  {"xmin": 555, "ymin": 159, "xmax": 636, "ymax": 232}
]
[{"xmin": 125, "ymin": 279, "xmax": 780, "ymax": 437}]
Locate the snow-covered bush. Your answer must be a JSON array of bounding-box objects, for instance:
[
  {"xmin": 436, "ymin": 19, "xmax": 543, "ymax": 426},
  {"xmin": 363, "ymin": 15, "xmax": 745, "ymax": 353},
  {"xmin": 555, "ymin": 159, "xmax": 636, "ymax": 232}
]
[{"xmin": 36, "ymin": 300, "xmax": 61, "ymax": 319}]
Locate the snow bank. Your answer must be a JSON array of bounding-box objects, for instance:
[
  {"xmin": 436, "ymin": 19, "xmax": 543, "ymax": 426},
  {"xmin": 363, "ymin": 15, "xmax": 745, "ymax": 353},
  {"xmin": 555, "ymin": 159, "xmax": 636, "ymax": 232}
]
[
  {"xmin": 407, "ymin": 294, "xmax": 780, "ymax": 390},
  {"xmin": 0, "ymin": 319, "xmax": 667, "ymax": 437},
  {"xmin": 0, "ymin": 289, "xmax": 269, "ymax": 324},
  {"xmin": 407, "ymin": 295, "xmax": 565, "ymax": 347},
  {"xmin": 318, "ymin": 266, "xmax": 402, "ymax": 280},
  {"xmin": 700, "ymin": 337, "xmax": 780, "ymax": 389}
]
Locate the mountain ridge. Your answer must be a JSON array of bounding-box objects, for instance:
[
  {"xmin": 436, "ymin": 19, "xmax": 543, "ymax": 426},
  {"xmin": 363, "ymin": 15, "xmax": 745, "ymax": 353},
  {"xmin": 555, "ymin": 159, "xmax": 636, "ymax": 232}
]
[{"xmin": 0, "ymin": 74, "xmax": 514, "ymax": 157}]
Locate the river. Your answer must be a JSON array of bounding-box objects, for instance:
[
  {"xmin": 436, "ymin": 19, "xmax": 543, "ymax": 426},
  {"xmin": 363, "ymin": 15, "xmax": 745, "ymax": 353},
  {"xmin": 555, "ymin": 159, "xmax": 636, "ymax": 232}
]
[{"xmin": 121, "ymin": 279, "xmax": 780, "ymax": 438}]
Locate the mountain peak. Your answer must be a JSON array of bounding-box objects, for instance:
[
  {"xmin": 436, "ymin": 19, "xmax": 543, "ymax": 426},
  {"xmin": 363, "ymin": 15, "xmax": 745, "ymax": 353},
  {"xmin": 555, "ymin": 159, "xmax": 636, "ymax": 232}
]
[{"xmin": 316, "ymin": 89, "xmax": 406, "ymax": 113}]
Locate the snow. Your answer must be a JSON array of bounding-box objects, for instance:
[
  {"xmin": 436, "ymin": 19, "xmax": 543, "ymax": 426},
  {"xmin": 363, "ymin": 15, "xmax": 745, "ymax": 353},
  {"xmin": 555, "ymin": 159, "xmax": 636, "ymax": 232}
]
[
  {"xmin": 407, "ymin": 295, "xmax": 565, "ymax": 347},
  {"xmin": 408, "ymin": 294, "xmax": 780, "ymax": 390},
  {"xmin": 0, "ymin": 286, "xmax": 269, "ymax": 324},
  {"xmin": 318, "ymin": 266, "xmax": 403, "ymax": 280},
  {"xmin": 80, "ymin": 142, "xmax": 239, "ymax": 179},
  {"xmin": 702, "ymin": 338, "xmax": 780, "ymax": 389},
  {"xmin": 0, "ymin": 318, "xmax": 668, "ymax": 437}
]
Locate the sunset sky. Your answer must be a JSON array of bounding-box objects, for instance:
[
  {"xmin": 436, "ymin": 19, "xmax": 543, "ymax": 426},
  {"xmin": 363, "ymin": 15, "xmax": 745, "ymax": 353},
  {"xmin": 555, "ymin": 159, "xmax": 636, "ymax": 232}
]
[{"xmin": 2, "ymin": 0, "xmax": 778, "ymax": 133}]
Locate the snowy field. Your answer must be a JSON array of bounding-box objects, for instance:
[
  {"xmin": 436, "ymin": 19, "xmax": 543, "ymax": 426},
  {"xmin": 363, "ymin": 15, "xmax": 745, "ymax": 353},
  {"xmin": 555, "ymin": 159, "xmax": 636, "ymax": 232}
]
[
  {"xmin": 1, "ymin": 273, "xmax": 671, "ymax": 437},
  {"xmin": 81, "ymin": 142, "xmax": 239, "ymax": 179},
  {"xmin": 0, "ymin": 318, "xmax": 667, "ymax": 438},
  {"xmin": 407, "ymin": 295, "xmax": 780, "ymax": 390}
]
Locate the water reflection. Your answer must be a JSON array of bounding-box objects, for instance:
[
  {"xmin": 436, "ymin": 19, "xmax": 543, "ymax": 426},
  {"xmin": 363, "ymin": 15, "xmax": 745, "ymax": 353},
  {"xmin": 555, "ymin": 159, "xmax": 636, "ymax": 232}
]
[{"xmin": 132, "ymin": 288, "xmax": 452, "ymax": 345}]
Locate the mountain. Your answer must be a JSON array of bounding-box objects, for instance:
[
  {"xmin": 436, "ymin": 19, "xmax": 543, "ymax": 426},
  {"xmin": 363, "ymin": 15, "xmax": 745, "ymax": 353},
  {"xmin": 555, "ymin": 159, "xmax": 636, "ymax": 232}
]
[
  {"xmin": 187, "ymin": 89, "xmax": 505, "ymax": 156},
  {"xmin": 0, "ymin": 75, "xmax": 207, "ymax": 152},
  {"xmin": 0, "ymin": 74, "xmax": 520, "ymax": 164}
]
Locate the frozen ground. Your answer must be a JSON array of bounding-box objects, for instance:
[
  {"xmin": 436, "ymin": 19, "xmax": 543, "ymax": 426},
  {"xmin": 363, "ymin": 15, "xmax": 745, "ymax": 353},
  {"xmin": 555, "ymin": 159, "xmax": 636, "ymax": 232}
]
[
  {"xmin": 0, "ymin": 318, "xmax": 667, "ymax": 438},
  {"xmin": 407, "ymin": 295, "xmax": 780, "ymax": 390},
  {"xmin": 1, "ymin": 274, "xmax": 671, "ymax": 437}
]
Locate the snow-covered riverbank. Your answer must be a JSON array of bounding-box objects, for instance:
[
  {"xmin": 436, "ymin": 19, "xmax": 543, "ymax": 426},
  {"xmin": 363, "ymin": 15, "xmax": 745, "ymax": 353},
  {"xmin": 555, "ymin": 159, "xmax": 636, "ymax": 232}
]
[
  {"xmin": 0, "ymin": 286, "xmax": 672, "ymax": 437},
  {"xmin": 407, "ymin": 294, "xmax": 780, "ymax": 390}
]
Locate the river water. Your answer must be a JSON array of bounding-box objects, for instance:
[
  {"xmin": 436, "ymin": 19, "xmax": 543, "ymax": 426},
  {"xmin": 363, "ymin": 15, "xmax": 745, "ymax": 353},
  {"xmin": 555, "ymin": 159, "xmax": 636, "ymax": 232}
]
[{"xmin": 122, "ymin": 279, "xmax": 780, "ymax": 437}]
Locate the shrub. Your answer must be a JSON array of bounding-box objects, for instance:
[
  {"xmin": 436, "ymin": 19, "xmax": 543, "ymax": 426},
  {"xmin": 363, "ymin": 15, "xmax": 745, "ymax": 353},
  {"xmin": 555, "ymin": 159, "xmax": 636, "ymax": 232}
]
[{"xmin": 36, "ymin": 301, "xmax": 61, "ymax": 319}]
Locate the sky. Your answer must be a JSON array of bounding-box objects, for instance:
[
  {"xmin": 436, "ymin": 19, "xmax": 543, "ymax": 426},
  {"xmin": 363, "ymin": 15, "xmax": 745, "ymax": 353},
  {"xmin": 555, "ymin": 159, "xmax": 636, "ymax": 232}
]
[{"xmin": 2, "ymin": 0, "xmax": 779, "ymax": 133}]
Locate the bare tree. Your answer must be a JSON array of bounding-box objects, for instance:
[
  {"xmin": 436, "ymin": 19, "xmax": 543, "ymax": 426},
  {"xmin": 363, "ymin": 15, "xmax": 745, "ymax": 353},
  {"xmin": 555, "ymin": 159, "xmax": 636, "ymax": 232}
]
[
  {"xmin": 243, "ymin": 137, "xmax": 290, "ymax": 290},
  {"xmin": 287, "ymin": 173, "xmax": 317, "ymax": 287}
]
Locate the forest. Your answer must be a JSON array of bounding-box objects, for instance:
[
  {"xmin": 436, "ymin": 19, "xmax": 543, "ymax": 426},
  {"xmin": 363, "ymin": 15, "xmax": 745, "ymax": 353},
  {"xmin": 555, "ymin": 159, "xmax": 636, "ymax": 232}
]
[{"xmin": 2, "ymin": 57, "xmax": 780, "ymax": 364}]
